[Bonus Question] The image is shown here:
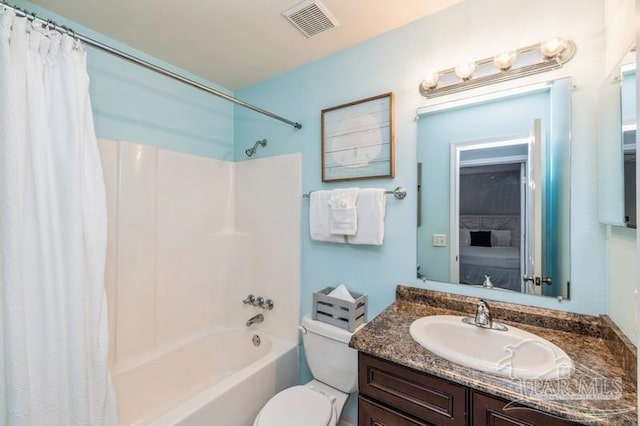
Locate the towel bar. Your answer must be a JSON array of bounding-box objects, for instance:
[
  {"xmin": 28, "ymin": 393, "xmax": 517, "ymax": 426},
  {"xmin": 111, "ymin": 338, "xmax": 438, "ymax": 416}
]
[{"xmin": 302, "ymin": 186, "xmax": 407, "ymax": 200}]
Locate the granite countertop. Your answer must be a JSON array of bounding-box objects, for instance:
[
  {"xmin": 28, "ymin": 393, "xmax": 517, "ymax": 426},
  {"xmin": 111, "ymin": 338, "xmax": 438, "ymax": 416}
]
[{"xmin": 349, "ymin": 286, "xmax": 638, "ymax": 425}]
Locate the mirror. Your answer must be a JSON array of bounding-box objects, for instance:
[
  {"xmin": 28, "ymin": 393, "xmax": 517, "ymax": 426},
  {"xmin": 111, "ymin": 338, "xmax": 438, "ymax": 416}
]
[
  {"xmin": 416, "ymin": 79, "xmax": 571, "ymax": 298},
  {"xmin": 598, "ymin": 48, "xmax": 636, "ymax": 228},
  {"xmin": 621, "ymin": 62, "xmax": 636, "ymax": 228}
]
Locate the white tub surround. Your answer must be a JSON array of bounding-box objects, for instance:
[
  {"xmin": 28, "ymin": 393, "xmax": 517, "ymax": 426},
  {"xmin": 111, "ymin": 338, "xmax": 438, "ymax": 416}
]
[{"xmin": 98, "ymin": 140, "xmax": 301, "ymax": 424}]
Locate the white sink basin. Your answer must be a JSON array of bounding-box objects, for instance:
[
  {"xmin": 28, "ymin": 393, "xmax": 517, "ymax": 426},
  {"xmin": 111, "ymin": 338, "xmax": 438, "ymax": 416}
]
[{"xmin": 409, "ymin": 315, "xmax": 573, "ymax": 379}]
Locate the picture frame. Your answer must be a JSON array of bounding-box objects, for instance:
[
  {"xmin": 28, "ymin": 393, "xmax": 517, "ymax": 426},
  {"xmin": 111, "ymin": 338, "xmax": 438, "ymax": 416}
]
[{"xmin": 321, "ymin": 92, "xmax": 394, "ymax": 182}]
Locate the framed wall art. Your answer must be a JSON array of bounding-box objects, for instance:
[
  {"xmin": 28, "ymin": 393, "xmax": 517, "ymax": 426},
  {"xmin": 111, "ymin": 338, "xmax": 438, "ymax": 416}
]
[{"xmin": 321, "ymin": 92, "xmax": 394, "ymax": 182}]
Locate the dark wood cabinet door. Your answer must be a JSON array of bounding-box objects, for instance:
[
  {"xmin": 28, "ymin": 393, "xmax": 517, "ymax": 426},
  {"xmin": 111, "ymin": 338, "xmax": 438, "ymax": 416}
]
[
  {"xmin": 359, "ymin": 353, "xmax": 467, "ymax": 426},
  {"xmin": 358, "ymin": 352, "xmax": 584, "ymax": 426},
  {"xmin": 472, "ymin": 391, "xmax": 582, "ymax": 426},
  {"xmin": 359, "ymin": 395, "xmax": 435, "ymax": 426}
]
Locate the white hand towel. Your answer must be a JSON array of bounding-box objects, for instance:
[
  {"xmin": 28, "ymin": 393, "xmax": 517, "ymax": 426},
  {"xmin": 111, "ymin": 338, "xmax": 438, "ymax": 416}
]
[
  {"xmin": 310, "ymin": 190, "xmax": 346, "ymax": 243},
  {"xmin": 348, "ymin": 188, "xmax": 386, "ymax": 245},
  {"xmin": 329, "ymin": 188, "xmax": 359, "ymax": 235}
]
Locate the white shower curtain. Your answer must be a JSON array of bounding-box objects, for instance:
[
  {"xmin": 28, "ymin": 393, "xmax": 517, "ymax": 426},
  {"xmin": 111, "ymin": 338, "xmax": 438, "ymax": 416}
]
[{"xmin": 0, "ymin": 9, "xmax": 116, "ymax": 426}]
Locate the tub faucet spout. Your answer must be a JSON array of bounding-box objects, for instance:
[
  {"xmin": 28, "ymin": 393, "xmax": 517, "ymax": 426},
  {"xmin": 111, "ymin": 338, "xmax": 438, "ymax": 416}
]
[{"xmin": 246, "ymin": 313, "xmax": 264, "ymax": 327}]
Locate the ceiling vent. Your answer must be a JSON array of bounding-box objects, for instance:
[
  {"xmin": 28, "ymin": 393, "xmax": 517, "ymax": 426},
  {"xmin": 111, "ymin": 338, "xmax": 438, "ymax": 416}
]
[{"xmin": 282, "ymin": 0, "xmax": 340, "ymax": 38}]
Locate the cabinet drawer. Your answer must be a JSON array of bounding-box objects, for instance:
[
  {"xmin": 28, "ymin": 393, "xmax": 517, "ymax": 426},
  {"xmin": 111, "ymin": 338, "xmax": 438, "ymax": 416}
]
[
  {"xmin": 359, "ymin": 353, "xmax": 467, "ymax": 426},
  {"xmin": 359, "ymin": 395, "xmax": 433, "ymax": 426},
  {"xmin": 472, "ymin": 391, "xmax": 581, "ymax": 426}
]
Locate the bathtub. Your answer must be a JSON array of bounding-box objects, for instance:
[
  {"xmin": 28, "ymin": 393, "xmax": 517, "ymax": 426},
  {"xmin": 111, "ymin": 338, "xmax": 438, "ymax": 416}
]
[{"xmin": 111, "ymin": 329, "xmax": 299, "ymax": 426}]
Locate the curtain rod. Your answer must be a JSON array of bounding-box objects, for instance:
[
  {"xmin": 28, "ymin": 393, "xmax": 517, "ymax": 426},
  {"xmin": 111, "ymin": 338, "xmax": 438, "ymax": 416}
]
[{"xmin": 1, "ymin": 2, "xmax": 303, "ymax": 130}]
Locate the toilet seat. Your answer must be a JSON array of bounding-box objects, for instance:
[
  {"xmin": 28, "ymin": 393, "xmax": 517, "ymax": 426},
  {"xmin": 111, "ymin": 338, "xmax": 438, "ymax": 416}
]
[{"xmin": 254, "ymin": 385, "xmax": 334, "ymax": 426}]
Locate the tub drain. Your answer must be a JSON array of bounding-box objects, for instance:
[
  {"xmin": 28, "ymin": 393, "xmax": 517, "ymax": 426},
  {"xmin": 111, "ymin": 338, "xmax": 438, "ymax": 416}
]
[{"xmin": 252, "ymin": 334, "xmax": 261, "ymax": 347}]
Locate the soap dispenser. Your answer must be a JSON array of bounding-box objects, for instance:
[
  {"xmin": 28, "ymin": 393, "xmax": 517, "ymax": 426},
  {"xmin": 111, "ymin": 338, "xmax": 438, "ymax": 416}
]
[{"xmin": 482, "ymin": 275, "xmax": 494, "ymax": 289}]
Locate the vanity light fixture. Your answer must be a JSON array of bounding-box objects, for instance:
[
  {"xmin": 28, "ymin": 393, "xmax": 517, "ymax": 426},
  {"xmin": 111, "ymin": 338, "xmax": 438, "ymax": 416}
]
[
  {"xmin": 421, "ymin": 70, "xmax": 439, "ymax": 90},
  {"xmin": 419, "ymin": 38, "xmax": 576, "ymax": 98},
  {"xmin": 454, "ymin": 61, "xmax": 476, "ymax": 80},
  {"xmin": 540, "ymin": 37, "xmax": 567, "ymax": 58},
  {"xmin": 493, "ymin": 51, "xmax": 517, "ymax": 71}
]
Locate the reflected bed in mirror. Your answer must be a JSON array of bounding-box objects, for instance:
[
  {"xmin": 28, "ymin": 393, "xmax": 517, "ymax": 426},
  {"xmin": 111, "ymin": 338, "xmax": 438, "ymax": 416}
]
[
  {"xmin": 454, "ymin": 139, "xmax": 528, "ymax": 293},
  {"xmin": 417, "ymin": 79, "xmax": 571, "ymax": 299}
]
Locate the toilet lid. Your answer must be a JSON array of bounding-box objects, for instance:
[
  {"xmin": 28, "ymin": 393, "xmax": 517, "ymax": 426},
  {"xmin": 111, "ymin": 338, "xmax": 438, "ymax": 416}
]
[{"xmin": 256, "ymin": 386, "xmax": 333, "ymax": 426}]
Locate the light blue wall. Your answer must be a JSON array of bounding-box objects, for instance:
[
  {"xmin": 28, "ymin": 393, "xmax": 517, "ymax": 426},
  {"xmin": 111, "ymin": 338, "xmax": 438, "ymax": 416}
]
[
  {"xmin": 236, "ymin": 0, "xmax": 607, "ymax": 323},
  {"xmin": 236, "ymin": 2, "xmax": 607, "ymax": 420},
  {"xmin": 12, "ymin": 0, "xmax": 235, "ymax": 160},
  {"xmin": 235, "ymin": 42, "xmax": 420, "ymax": 320},
  {"xmin": 234, "ymin": 38, "xmax": 422, "ymax": 422}
]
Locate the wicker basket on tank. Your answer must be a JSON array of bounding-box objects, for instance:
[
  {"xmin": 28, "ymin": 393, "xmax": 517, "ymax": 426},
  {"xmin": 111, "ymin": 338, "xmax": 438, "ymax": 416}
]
[{"xmin": 312, "ymin": 286, "xmax": 367, "ymax": 332}]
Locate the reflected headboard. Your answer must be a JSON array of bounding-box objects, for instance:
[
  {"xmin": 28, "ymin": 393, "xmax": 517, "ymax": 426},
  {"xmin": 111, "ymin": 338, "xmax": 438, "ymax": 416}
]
[{"xmin": 459, "ymin": 215, "xmax": 521, "ymax": 247}]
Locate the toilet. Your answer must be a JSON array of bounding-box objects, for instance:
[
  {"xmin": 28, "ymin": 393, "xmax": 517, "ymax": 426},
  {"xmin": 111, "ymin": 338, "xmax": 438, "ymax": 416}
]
[{"xmin": 253, "ymin": 316, "xmax": 363, "ymax": 426}]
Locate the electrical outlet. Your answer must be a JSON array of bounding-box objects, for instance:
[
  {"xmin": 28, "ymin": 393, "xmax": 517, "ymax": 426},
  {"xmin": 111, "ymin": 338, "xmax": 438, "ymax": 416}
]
[{"xmin": 432, "ymin": 234, "xmax": 447, "ymax": 247}]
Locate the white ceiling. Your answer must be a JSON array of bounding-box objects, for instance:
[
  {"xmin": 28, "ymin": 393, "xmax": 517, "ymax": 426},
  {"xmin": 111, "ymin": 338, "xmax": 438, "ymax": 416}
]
[{"xmin": 29, "ymin": 0, "xmax": 461, "ymax": 90}]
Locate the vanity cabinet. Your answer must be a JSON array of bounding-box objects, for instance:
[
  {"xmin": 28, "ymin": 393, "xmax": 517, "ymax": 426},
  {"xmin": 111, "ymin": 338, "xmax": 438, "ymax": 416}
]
[
  {"xmin": 358, "ymin": 352, "xmax": 468, "ymax": 425},
  {"xmin": 471, "ymin": 391, "xmax": 578, "ymax": 426},
  {"xmin": 358, "ymin": 353, "xmax": 580, "ymax": 426},
  {"xmin": 359, "ymin": 396, "xmax": 433, "ymax": 426}
]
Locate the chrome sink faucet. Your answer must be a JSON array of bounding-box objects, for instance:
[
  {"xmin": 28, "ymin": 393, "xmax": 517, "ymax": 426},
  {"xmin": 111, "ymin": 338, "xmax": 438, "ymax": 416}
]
[
  {"xmin": 462, "ymin": 299, "xmax": 507, "ymax": 331},
  {"xmin": 475, "ymin": 299, "xmax": 492, "ymax": 328},
  {"xmin": 246, "ymin": 313, "xmax": 264, "ymax": 327}
]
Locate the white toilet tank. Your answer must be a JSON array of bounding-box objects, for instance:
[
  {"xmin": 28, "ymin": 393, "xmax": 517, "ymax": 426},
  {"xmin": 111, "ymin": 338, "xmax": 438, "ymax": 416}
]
[{"xmin": 301, "ymin": 316, "xmax": 361, "ymax": 393}]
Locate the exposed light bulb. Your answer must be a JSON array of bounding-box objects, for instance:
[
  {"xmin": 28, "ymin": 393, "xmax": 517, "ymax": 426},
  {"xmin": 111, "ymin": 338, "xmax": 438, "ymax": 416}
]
[
  {"xmin": 540, "ymin": 37, "xmax": 567, "ymax": 58},
  {"xmin": 421, "ymin": 71, "xmax": 439, "ymax": 90},
  {"xmin": 454, "ymin": 61, "xmax": 476, "ymax": 80},
  {"xmin": 493, "ymin": 51, "xmax": 517, "ymax": 71}
]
